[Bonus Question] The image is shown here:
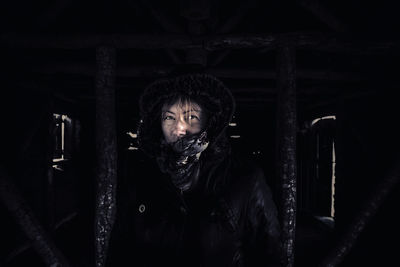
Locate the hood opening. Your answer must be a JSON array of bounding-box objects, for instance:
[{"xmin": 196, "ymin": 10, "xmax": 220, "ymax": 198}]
[{"xmin": 137, "ymin": 73, "xmax": 236, "ymax": 159}]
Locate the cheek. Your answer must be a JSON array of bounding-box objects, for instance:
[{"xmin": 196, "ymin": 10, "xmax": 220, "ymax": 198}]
[
  {"xmin": 161, "ymin": 121, "xmax": 177, "ymax": 143},
  {"xmin": 188, "ymin": 124, "xmax": 202, "ymax": 134},
  {"xmin": 161, "ymin": 122, "xmax": 170, "ymax": 136}
]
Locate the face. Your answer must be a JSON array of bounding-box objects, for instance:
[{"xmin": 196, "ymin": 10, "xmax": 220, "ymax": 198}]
[{"xmin": 161, "ymin": 100, "xmax": 204, "ymax": 143}]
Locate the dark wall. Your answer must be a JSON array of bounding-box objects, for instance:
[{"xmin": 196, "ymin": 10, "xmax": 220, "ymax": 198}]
[
  {"xmin": 334, "ymin": 91, "xmax": 400, "ymax": 266},
  {"xmin": 1, "ymin": 78, "xmax": 399, "ymax": 266},
  {"xmin": 0, "ymin": 92, "xmax": 97, "ymax": 266}
]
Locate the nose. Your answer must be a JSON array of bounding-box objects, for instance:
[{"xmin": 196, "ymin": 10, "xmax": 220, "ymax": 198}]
[{"xmin": 173, "ymin": 118, "xmax": 187, "ymax": 138}]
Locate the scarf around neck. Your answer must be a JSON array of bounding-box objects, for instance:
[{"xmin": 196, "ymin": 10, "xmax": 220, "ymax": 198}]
[{"xmin": 156, "ymin": 131, "xmax": 209, "ymax": 192}]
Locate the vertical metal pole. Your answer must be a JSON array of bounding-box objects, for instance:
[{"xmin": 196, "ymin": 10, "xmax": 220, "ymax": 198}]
[
  {"xmin": 95, "ymin": 45, "xmax": 117, "ymax": 267},
  {"xmin": 276, "ymin": 41, "xmax": 297, "ymax": 267}
]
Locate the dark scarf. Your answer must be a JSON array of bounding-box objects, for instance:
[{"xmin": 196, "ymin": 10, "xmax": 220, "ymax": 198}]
[{"xmin": 156, "ymin": 132, "xmax": 209, "ymax": 192}]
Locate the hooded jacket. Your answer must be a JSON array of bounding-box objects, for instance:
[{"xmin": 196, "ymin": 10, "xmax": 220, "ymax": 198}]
[{"xmin": 106, "ymin": 74, "xmax": 282, "ymax": 267}]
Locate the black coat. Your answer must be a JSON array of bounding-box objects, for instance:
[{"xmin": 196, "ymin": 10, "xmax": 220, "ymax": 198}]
[{"xmin": 106, "ymin": 151, "xmax": 282, "ymax": 267}]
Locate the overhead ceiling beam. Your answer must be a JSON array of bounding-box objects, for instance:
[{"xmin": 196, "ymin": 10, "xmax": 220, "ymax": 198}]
[
  {"xmin": 11, "ymin": 79, "xmax": 379, "ymax": 99},
  {"xmin": 32, "ymin": 0, "xmax": 74, "ymax": 30},
  {"xmin": 296, "ymin": 0, "xmax": 348, "ymax": 33},
  {"xmin": 136, "ymin": 0, "xmax": 184, "ymax": 64},
  {"xmin": 217, "ymin": 0, "xmax": 259, "ymax": 34},
  {"xmin": 180, "ymin": 0, "xmax": 211, "ymax": 21},
  {"xmin": 24, "ymin": 64, "xmax": 365, "ymax": 81},
  {"xmin": 137, "ymin": 0, "xmax": 185, "ymax": 33},
  {"xmin": 211, "ymin": 0, "xmax": 259, "ymax": 66},
  {"xmin": 1, "ymin": 33, "xmax": 398, "ymax": 55},
  {"xmin": 179, "ymin": 0, "xmax": 211, "ymax": 66}
]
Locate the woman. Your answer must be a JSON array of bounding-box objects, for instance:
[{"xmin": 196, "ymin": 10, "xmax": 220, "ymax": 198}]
[{"xmin": 107, "ymin": 73, "xmax": 282, "ymax": 266}]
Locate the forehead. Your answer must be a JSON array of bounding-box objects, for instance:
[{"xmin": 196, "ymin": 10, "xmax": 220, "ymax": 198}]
[{"xmin": 162, "ymin": 99, "xmax": 201, "ymax": 112}]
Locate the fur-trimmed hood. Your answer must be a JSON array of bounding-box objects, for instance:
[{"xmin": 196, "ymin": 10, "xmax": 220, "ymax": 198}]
[{"xmin": 137, "ymin": 73, "xmax": 236, "ymax": 159}]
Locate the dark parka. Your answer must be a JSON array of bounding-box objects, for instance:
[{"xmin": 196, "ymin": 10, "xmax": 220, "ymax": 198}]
[{"xmin": 106, "ymin": 74, "xmax": 282, "ymax": 267}]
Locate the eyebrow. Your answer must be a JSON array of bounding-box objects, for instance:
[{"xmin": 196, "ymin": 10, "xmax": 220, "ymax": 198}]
[
  {"xmin": 163, "ymin": 108, "xmax": 200, "ymax": 115},
  {"xmin": 183, "ymin": 109, "xmax": 200, "ymax": 114}
]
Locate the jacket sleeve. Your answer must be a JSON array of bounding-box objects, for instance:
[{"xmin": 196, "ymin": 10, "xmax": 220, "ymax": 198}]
[{"xmin": 244, "ymin": 169, "xmax": 283, "ymax": 266}]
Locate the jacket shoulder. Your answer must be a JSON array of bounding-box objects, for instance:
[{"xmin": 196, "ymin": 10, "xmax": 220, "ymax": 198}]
[
  {"xmin": 229, "ymin": 153, "xmax": 268, "ymax": 188},
  {"xmin": 219, "ymin": 153, "xmax": 273, "ymax": 211}
]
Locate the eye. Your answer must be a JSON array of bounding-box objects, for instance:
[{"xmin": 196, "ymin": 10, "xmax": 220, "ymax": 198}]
[
  {"xmin": 184, "ymin": 115, "xmax": 199, "ymax": 122},
  {"xmin": 189, "ymin": 115, "xmax": 199, "ymax": 120},
  {"xmin": 163, "ymin": 115, "xmax": 175, "ymax": 121}
]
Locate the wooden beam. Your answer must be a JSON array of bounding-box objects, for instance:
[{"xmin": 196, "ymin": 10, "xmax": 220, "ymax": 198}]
[
  {"xmin": 0, "ymin": 167, "xmax": 71, "ymax": 267},
  {"xmin": 209, "ymin": 49, "xmax": 231, "ymax": 66},
  {"xmin": 32, "ymin": 0, "xmax": 74, "ymax": 30},
  {"xmin": 276, "ymin": 42, "xmax": 297, "ymax": 267},
  {"xmin": 0, "ymin": 33, "xmax": 196, "ymax": 49},
  {"xmin": 180, "ymin": 0, "xmax": 210, "ymax": 66},
  {"xmin": 319, "ymin": 157, "xmax": 400, "ymax": 266},
  {"xmin": 26, "ymin": 64, "xmax": 365, "ymax": 81},
  {"xmin": 296, "ymin": 0, "xmax": 348, "ymax": 33},
  {"xmin": 137, "ymin": 0, "xmax": 184, "ymax": 64},
  {"xmin": 1, "ymin": 33, "xmax": 399, "ymax": 55},
  {"xmin": 217, "ymin": 0, "xmax": 259, "ymax": 33},
  {"xmin": 211, "ymin": 0, "xmax": 259, "ymax": 65},
  {"xmin": 137, "ymin": 0, "xmax": 184, "ymax": 33},
  {"xmin": 94, "ymin": 46, "xmax": 118, "ymax": 267},
  {"xmin": 185, "ymin": 47, "xmax": 208, "ymax": 66},
  {"xmin": 180, "ymin": 0, "xmax": 211, "ymax": 21},
  {"xmin": 305, "ymin": 91, "xmax": 378, "ymax": 110},
  {"xmin": 5, "ymin": 212, "xmax": 78, "ymax": 262}
]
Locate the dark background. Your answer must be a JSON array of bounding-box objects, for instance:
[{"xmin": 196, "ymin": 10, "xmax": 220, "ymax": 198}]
[{"xmin": 1, "ymin": 0, "xmax": 399, "ymax": 266}]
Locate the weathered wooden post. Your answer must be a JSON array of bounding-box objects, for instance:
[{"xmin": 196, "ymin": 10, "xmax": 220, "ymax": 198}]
[
  {"xmin": 276, "ymin": 41, "xmax": 297, "ymax": 267},
  {"xmin": 180, "ymin": 0, "xmax": 209, "ymax": 67},
  {"xmin": 94, "ymin": 45, "xmax": 117, "ymax": 267},
  {"xmin": 319, "ymin": 157, "xmax": 400, "ymax": 267},
  {"xmin": 0, "ymin": 167, "xmax": 70, "ymax": 267}
]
